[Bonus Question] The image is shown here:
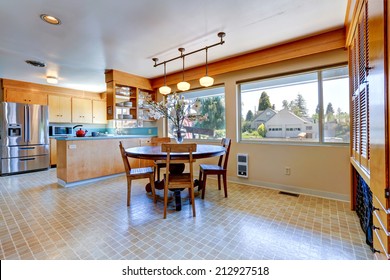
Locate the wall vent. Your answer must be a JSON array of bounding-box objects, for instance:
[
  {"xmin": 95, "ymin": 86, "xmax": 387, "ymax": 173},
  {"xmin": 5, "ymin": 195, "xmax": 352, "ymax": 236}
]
[
  {"xmin": 278, "ymin": 191, "xmax": 300, "ymax": 197},
  {"xmin": 237, "ymin": 153, "xmax": 248, "ymax": 178}
]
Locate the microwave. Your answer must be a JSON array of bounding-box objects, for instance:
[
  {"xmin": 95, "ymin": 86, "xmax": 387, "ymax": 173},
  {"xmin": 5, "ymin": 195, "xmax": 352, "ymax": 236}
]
[{"xmin": 49, "ymin": 126, "xmax": 73, "ymax": 136}]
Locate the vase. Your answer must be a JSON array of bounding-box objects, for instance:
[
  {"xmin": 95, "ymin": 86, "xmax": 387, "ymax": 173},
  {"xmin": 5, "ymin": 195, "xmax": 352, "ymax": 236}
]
[{"xmin": 173, "ymin": 128, "xmax": 186, "ymax": 143}]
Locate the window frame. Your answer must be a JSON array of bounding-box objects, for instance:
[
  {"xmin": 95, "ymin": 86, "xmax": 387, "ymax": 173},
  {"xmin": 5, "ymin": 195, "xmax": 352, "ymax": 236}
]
[{"xmin": 237, "ymin": 64, "xmax": 349, "ymax": 146}]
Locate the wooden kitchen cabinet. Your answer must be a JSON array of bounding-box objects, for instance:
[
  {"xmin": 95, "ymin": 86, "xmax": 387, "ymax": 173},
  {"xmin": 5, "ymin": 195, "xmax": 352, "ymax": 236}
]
[
  {"xmin": 50, "ymin": 138, "xmax": 57, "ymax": 166},
  {"xmin": 48, "ymin": 95, "xmax": 72, "ymax": 123},
  {"xmin": 105, "ymin": 70, "xmax": 154, "ymax": 125},
  {"xmin": 92, "ymin": 100, "xmax": 107, "ymax": 124},
  {"xmin": 56, "ymin": 137, "xmax": 148, "ymax": 184},
  {"xmin": 72, "ymin": 97, "xmax": 93, "ymax": 123},
  {"xmin": 347, "ymin": 0, "xmax": 390, "ymax": 259},
  {"xmin": 3, "ymin": 87, "xmax": 47, "ymax": 105}
]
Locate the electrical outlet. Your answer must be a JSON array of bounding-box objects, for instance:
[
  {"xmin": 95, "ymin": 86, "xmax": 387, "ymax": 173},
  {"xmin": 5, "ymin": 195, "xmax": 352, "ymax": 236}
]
[
  {"xmin": 148, "ymin": 129, "xmax": 152, "ymax": 134},
  {"xmin": 285, "ymin": 167, "xmax": 291, "ymax": 175},
  {"xmin": 68, "ymin": 144, "xmax": 77, "ymax": 149}
]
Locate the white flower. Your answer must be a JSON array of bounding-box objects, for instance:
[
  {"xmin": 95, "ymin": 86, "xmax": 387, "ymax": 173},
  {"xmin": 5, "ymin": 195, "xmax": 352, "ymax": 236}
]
[
  {"xmin": 145, "ymin": 92, "xmax": 205, "ymax": 130},
  {"xmin": 192, "ymin": 100, "xmax": 202, "ymax": 113}
]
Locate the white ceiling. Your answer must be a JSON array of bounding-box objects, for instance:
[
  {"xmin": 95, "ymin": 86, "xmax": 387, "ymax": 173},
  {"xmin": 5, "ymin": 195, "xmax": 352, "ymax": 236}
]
[{"xmin": 0, "ymin": 0, "xmax": 348, "ymax": 92}]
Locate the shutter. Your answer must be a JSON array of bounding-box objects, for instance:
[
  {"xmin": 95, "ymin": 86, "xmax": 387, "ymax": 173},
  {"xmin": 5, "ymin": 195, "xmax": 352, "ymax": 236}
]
[
  {"xmin": 350, "ymin": 1, "xmax": 370, "ymax": 173},
  {"xmin": 360, "ymin": 86, "xmax": 369, "ymax": 170}
]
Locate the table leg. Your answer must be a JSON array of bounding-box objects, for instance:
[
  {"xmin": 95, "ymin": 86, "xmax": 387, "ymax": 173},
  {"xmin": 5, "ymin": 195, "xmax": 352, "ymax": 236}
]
[{"xmin": 174, "ymin": 190, "xmax": 181, "ymax": 211}]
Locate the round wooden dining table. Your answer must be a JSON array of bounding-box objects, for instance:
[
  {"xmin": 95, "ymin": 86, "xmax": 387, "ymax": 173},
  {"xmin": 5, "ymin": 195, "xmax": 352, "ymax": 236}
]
[
  {"xmin": 124, "ymin": 144, "xmax": 225, "ymax": 210},
  {"xmin": 124, "ymin": 144, "xmax": 225, "ymax": 161}
]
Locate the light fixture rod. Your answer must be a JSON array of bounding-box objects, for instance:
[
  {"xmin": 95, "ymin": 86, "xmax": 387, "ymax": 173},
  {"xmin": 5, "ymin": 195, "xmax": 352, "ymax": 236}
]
[
  {"xmin": 205, "ymin": 47, "xmax": 209, "ymax": 76},
  {"xmin": 163, "ymin": 62, "xmax": 167, "ymax": 85},
  {"xmin": 153, "ymin": 32, "xmax": 225, "ymax": 67}
]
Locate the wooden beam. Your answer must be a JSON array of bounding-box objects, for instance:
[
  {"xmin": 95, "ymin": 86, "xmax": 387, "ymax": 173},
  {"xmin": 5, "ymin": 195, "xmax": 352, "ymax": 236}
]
[{"xmin": 151, "ymin": 28, "xmax": 346, "ymax": 89}]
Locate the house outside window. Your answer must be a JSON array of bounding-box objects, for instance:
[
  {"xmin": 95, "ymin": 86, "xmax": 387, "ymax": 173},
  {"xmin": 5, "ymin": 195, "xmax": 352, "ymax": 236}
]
[
  {"xmin": 167, "ymin": 86, "xmax": 226, "ymax": 140},
  {"xmin": 239, "ymin": 65, "xmax": 349, "ymax": 144}
]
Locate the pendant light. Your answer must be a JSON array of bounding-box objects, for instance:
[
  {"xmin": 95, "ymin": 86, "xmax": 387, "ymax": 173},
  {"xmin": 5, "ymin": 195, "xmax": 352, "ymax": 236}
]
[
  {"xmin": 159, "ymin": 62, "xmax": 171, "ymax": 95},
  {"xmin": 199, "ymin": 47, "xmax": 214, "ymax": 87},
  {"xmin": 153, "ymin": 58, "xmax": 171, "ymax": 95},
  {"xmin": 152, "ymin": 32, "xmax": 225, "ymax": 92},
  {"xmin": 177, "ymin": 48, "xmax": 190, "ymax": 91}
]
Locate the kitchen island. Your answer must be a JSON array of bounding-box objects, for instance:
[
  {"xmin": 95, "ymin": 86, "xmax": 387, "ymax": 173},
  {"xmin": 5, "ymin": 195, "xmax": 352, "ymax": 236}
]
[{"xmin": 56, "ymin": 135, "xmax": 155, "ymax": 187}]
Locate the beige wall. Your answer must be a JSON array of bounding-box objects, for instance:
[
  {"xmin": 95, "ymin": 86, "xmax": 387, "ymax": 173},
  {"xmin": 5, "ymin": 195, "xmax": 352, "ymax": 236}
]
[{"xmin": 163, "ymin": 49, "xmax": 350, "ymax": 201}]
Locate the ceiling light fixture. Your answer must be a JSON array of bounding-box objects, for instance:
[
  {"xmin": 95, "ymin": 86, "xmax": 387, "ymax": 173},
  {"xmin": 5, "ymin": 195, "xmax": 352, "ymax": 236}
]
[
  {"xmin": 40, "ymin": 14, "xmax": 61, "ymax": 25},
  {"xmin": 46, "ymin": 76, "xmax": 58, "ymax": 84},
  {"xmin": 153, "ymin": 58, "xmax": 171, "ymax": 95},
  {"xmin": 177, "ymin": 48, "xmax": 190, "ymax": 91},
  {"xmin": 152, "ymin": 32, "xmax": 226, "ymax": 93},
  {"xmin": 199, "ymin": 47, "xmax": 214, "ymax": 87}
]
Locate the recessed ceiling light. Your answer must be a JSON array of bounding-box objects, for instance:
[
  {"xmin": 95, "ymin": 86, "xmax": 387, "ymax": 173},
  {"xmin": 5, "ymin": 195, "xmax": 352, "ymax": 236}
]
[
  {"xmin": 40, "ymin": 14, "xmax": 61, "ymax": 25},
  {"xmin": 46, "ymin": 76, "xmax": 58, "ymax": 84},
  {"xmin": 25, "ymin": 60, "xmax": 46, "ymax": 67}
]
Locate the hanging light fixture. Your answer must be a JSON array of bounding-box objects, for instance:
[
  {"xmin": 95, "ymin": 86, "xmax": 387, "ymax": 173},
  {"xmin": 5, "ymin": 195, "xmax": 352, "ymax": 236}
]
[
  {"xmin": 152, "ymin": 32, "xmax": 225, "ymax": 91},
  {"xmin": 199, "ymin": 47, "xmax": 214, "ymax": 87},
  {"xmin": 177, "ymin": 48, "xmax": 190, "ymax": 91},
  {"xmin": 153, "ymin": 58, "xmax": 171, "ymax": 95}
]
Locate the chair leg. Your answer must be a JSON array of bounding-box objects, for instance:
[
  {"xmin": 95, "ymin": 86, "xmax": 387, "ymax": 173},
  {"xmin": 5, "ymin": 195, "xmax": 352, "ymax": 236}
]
[
  {"xmin": 201, "ymin": 174, "xmax": 208, "ymax": 199},
  {"xmin": 127, "ymin": 179, "xmax": 132, "ymax": 206},
  {"xmin": 157, "ymin": 166, "xmax": 161, "ymax": 182},
  {"xmin": 150, "ymin": 174, "xmax": 157, "ymax": 203},
  {"xmin": 223, "ymin": 174, "xmax": 228, "ymax": 198},
  {"xmin": 190, "ymin": 187, "xmax": 196, "ymax": 217},
  {"xmin": 163, "ymin": 185, "xmax": 168, "ymax": 219},
  {"xmin": 217, "ymin": 174, "xmax": 221, "ymax": 190}
]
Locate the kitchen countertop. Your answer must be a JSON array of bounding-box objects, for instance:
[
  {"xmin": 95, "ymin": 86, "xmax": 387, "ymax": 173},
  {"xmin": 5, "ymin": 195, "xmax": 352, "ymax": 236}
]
[{"xmin": 54, "ymin": 134, "xmax": 156, "ymax": 141}]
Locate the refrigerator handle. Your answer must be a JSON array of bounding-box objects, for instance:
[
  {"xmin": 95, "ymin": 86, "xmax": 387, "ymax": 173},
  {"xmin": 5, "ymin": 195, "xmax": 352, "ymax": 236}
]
[{"xmin": 24, "ymin": 105, "xmax": 30, "ymax": 143}]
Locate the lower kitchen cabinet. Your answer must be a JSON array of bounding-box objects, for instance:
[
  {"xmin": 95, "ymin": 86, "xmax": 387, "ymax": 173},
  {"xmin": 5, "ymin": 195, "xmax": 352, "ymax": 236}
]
[
  {"xmin": 50, "ymin": 138, "xmax": 57, "ymax": 166},
  {"xmin": 56, "ymin": 137, "xmax": 151, "ymax": 185}
]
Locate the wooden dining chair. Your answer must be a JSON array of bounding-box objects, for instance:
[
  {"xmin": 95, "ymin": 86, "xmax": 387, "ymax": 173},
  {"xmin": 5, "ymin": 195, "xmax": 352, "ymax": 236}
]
[
  {"xmin": 150, "ymin": 137, "xmax": 171, "ymax": 181},
  {"xmin": 119, "ymin": 141, "xmax": 156, "ymax": 206},
  {"xmin": 198, "ymin": 138, "xmax": 231, "ymax": 199},
  {"xmin": 161, "ymin": 143, "xmax": 197, "ymax": 219}
]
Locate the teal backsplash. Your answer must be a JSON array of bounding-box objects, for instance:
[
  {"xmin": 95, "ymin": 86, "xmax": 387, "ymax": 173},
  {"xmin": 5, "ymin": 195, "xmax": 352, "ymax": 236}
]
[{"xmin": 107, "ymin": 127, "xmax": 158, "ymax": 136}]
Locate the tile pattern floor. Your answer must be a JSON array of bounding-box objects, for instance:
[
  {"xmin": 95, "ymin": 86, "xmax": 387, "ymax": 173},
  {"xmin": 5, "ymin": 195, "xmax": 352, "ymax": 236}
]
[{"xmin": 0, "ymin": 169, "xmax": 373, "ymax": 260}]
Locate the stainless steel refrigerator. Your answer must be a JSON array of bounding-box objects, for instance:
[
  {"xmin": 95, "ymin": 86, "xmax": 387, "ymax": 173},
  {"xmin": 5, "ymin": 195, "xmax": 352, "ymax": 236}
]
[{"xmin": 0, "ymin": 102, "xmax": 50, "ymax": 175}]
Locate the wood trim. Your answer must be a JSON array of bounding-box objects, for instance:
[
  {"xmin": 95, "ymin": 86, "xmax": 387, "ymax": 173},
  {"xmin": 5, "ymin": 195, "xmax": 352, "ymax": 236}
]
[
  {"xmin": 151, "ymin": 28, "xmax": 346, "ymax": 88},
  {"xmin": 345, "ymin": 0, "xmax": 365, "ymax": 46},
  {"xmin": 105, "ymin": 69, "xmax": 152, "ymax": 90},
  {"xmin": 387, "ymin": 0, "xmax": 390, "ymax": 211},
  {"xmin": 350, "ymin": 157, "xmax": 370, "ymax": 187},
  {"xmin": 1, "ymin": 78, "xmax": 105, "ymax": 100}
]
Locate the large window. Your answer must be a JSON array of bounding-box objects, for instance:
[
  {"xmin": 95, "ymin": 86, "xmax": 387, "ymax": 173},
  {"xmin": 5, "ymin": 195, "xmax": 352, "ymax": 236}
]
[
  {"xmin": 168, "ymin": 86, "xmax": 226, "ymax": 140},
  {"xmin": 239, "ymin": 65, "xmax": 349, "ymax": 144}
]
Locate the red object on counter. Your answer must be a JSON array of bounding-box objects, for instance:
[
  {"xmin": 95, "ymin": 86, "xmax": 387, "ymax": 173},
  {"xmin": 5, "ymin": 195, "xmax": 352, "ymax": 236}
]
[{"xmin": 75, "ymin": 128, "xmax": 88, "ymax": 137}]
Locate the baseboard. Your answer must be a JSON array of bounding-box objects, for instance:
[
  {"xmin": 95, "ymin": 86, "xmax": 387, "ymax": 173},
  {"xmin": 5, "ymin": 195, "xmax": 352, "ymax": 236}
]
[
  {"xmin": 57, "ymin": 173, "xmax": 124, "ymax": 188},
  {"xmin": 203, "ymin": 174, "xmax": 350, "ymax": 202}
]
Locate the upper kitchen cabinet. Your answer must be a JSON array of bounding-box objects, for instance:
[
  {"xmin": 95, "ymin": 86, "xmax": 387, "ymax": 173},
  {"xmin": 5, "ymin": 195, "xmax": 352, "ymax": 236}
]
[
  {"xmin": 1, "ymin": 79, "xmax": 47, "ymax": 105},
  {"xmin": 48, "ymin": 95, "xmax": 72, "ymax": 123},
  {"xmin": 92, "ymin": 99, "xmax": 107, "ymax": 124},
  {"xmin": 72, "ymin": 97, "xmax": 93, "ymax": 123},
  {"xmin": 0, "ymin": 79, "xmax": 108, "ymax": 125},
  {"xmin": 138, "ymin": 89, "xmax": 157, "ymax": 123},
  {"xmin": 105, "ymin": 69, "xmax": 155, "ymax": 124}
]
